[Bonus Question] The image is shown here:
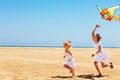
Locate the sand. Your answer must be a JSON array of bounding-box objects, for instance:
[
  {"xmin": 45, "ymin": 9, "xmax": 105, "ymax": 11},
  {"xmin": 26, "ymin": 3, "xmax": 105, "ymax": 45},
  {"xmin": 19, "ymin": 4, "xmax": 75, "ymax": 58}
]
[{"xmin": 0, "ymin": 47, "xmax": 119, "ymax": 80}]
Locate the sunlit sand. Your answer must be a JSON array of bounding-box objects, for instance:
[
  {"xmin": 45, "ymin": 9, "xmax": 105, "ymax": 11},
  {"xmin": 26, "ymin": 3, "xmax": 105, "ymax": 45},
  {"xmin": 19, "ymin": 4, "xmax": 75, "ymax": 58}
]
[{"xmin": 0, "ymin": 47, "xmax": 119, "ymax": 80}]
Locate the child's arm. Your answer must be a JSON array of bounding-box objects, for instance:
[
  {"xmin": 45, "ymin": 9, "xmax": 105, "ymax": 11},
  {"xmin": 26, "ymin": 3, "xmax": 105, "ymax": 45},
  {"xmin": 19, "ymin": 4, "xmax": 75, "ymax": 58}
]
[
  {"xmin": 96, "ymin": 46, "xmax": 101, "ymax": 54},
  {"xmin": 92, "ymin": 25, "xmax": 100, "ymax": 40},
  {"xmin": 92, "ymin": 46, "xmax": 101, "ymax": 57},
  {"xmin": 68, "ymin": 51, "xmax": 73, "ymax": 61},
  {"xmin": 63, "ymin": 54, "xmax": 66, "ymax": 58}
]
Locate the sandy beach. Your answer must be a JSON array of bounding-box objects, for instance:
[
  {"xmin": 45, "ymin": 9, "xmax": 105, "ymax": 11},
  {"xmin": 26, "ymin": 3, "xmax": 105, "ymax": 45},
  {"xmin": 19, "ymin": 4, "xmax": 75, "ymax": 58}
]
[{"xmin": 0, "ymin": 47, "xmax": 120, "ymax": 80}]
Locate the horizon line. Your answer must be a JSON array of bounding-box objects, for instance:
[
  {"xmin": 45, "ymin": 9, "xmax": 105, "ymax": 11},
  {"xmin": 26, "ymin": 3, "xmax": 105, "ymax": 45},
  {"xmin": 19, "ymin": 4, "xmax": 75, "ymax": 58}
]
[{"xmin": 0, "ymin": 45, "xmax": 120, "ymax": 48}]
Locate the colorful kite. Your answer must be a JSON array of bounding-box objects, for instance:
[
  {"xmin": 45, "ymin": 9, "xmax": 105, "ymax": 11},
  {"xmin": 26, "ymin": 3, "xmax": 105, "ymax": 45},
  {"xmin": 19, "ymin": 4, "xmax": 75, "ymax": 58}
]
[{"xmin": 96, "ymin": 4, "xmax": 120, "ymax": 21}]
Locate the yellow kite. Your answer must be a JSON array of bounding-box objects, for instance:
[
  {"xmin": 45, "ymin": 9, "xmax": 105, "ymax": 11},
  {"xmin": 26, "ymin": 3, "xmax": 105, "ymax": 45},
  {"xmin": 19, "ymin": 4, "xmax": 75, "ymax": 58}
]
[{"xmin": 96, "ymin": 5, "xmax": 120, "ymax": 21}]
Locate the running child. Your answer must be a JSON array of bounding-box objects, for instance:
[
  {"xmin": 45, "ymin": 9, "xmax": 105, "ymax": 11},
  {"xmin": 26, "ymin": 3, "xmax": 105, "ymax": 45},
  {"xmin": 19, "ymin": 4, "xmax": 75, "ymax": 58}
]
[
  {"xmin": 63, "ymin": 41, "xmax": 76, "ymax": 78},
  {"xmin": 91, "ymin": 24, "xmax": 113, "ymax": 77}
]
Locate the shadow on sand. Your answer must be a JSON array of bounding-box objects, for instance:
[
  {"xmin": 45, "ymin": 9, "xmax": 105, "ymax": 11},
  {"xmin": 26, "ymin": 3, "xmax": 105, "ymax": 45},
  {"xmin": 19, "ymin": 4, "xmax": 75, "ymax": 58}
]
[
  {"xmin": 51, "ymin": 75, "xmax": 72, "ymax": 79},
  {"xmin": 52, "ymin": 74, "xmax": 109, "ymax": 80}
]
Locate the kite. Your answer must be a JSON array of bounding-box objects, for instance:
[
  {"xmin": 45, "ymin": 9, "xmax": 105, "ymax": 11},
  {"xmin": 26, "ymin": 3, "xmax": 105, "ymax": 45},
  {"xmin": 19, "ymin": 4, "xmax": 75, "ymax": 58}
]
[{"xmin": 96, "ymin": 4, "xmax": 120, "ymax": 21}]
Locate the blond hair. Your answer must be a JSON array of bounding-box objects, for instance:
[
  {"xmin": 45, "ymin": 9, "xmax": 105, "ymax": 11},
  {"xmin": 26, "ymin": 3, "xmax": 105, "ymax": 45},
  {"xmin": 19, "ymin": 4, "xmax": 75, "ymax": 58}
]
[{"xmin": 63, "ymin": 41, "xmax": 71, "ymax": 48}]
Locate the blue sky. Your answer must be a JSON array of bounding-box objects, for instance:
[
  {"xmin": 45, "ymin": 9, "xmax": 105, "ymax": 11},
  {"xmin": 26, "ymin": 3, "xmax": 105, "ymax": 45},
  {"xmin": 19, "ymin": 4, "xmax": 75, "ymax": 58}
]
[{"xmin": 0, "ymin": 0, "xmax": 120, "ymax": 47}]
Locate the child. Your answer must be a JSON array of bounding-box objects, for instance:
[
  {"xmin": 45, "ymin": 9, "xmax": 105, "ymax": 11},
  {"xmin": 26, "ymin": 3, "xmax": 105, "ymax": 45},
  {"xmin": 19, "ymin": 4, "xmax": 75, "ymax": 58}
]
[
  {"xmin": 63, "ymin": 41, "xmax": 76, "ymax": 77},
  {"xmin": 91, "ymin": 24, "xmax": 113, "ymax": 77}
]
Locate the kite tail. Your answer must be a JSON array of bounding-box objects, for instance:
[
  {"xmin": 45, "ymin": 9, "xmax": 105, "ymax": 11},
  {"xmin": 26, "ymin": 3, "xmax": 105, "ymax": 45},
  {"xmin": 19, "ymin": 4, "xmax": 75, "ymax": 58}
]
[
  {"xmin": 96, "ymin": 5, "xmax": 102, "ymax": 13},
  {"xmin": 96, "ymin": 5, "xmax": 106, "ymax": 19}
]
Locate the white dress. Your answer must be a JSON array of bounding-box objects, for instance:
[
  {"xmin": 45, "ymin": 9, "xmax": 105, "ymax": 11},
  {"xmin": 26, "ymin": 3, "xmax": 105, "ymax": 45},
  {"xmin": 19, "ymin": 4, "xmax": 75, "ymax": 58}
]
[
  {"xmin": 94, "ymin": 42, "xmax": 110, "ymax": 64},
  {"xmin": 64, "ymin": 53, "xmax": 76, "ymax": 69}
]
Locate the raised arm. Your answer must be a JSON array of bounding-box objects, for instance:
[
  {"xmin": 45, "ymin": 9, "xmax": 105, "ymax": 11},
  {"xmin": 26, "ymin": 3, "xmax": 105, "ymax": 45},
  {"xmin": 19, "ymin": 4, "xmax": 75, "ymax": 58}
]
[
  {"xmin": 92, "ymin": 24, "xmax": 100, "ymax": 40},
  {"xmin": 92, "ymin": 24, "xmax": 100, "ymax": 36}
]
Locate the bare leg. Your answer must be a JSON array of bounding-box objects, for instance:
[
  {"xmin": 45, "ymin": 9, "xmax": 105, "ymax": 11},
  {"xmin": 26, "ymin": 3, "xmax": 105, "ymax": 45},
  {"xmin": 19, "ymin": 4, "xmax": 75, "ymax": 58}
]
[
  {"xmin": 64, "ymin": 64, "xmax": 73, "ymax": 73},
  {"xmin": 64, "ymin": 64, "xmax": 75, "ymax": 77},
  {"xmin": 70, "ymin": 68, "xmax": 76, "ymax": 78},
  {"xmin": 101, "ymin": 62, "xmax": 113, "ymax": 68},
  {"xmin": 101, "ymin": 62, "xmax": 109, "ymax": 68},
  {"xmin": 70, "ymin": 69, "xmax": 75, "ymax": 76},
  {"xmin": 94, "ymin": 61, "xmax": 102, "ymax": 75},
  {"xmin": 64, "ymin": 64, "xmax": 71, "ymax": 69}
]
